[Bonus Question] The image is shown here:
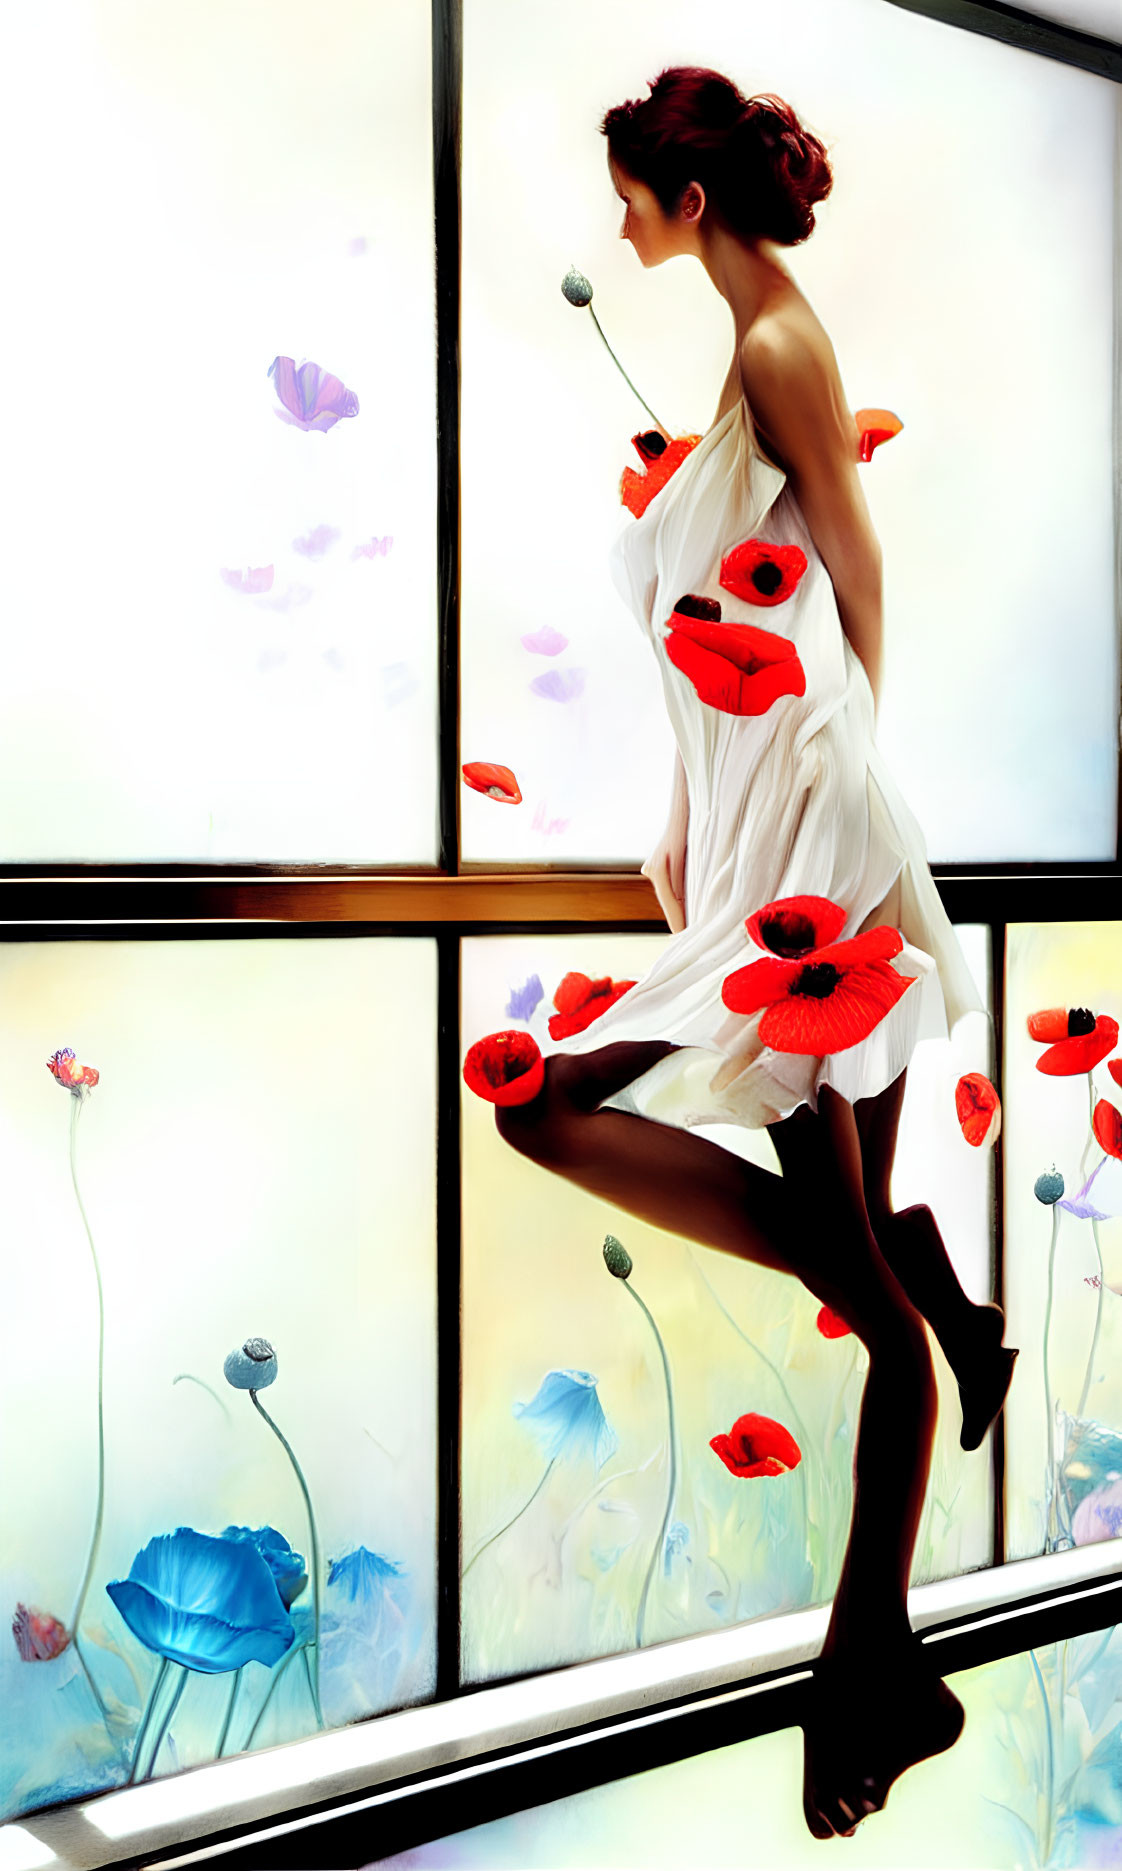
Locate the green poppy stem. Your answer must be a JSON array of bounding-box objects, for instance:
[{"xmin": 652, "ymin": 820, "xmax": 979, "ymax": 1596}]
[
  {"xmin": 215, "ymin": 1665, "xmax": 243, "ymax": 1759},
  {"xmin": 627, "ymin": 1281, "xmax": 677, "ymax": 1648},
  {"xmin": 128, "ymin": 1657, "xmax": 169, "ymax": 1784},
  {"xmin": 66, "ymin": 1094, "xmax": 114, "ymax": 1736},
  {"xmin": 1042, "ymin": 1204, "xmax": 1060, "ymax": 1550},
  {"xmin": 249, "ymin": 1391, "xmax": 323, "ymax": 1729},
  {"xmin": 142, "ymin": 1664, "xmax": 188, "ymax": 1782},
  {"xmin": 463, "ymin": 1457, "xmax": 557, "ymax": 1578},
  {"xmin": 1078, "ymin": 1218, "xmax": 1106, "ymax": 1420},
  {"xmin": 243, "ymin": 1641, "xmax": 309, "ymax": 1751},
  {"xmin": 586, "ymin": 305, "xmax": 664, "ymax": 431},
  {"xmin": 1028, "ymin": 1647, "xmax": 1056, "ymax": 1865}
]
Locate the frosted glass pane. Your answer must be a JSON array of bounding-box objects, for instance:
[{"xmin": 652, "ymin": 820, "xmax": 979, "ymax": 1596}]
[
  {"xmin": 0, "ymin": 937, "xmax": 437, "ymax": 1822},
  {"xmin": 0, "ymin": 2, "xmax": 437, "ymax": 862},
  {"xmin": 1004, "ymin": 923, "xmax": 1122, "ymax": 1562},
  {"xmin": 461, "ymin": 930, "xmax": 992, "ymax": 1685},
  {"xmin": 461, "ymin": 0, "xmax": 1116, "ymax": 865},
  {"xmin": 369, "ymin": 1626, "xmax": 1122, "ymax": 1869}
]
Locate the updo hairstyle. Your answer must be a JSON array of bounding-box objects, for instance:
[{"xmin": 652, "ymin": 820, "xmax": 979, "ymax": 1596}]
[{"xmin": 601, "ymin": 66, "xmax": 832, "ymax": 248}]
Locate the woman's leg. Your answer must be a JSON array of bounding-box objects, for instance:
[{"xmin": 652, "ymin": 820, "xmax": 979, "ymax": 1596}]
[
  {"xmin": 855, "ymin": 1071, "xmax": 1017, "ymax": 1452},
  {"xmin": 495, "ymin": 1042, "xmax": 960, "ymax": 1835}
]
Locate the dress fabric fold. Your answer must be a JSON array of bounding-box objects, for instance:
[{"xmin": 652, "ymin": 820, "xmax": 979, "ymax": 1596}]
[{"xmin": 542, "ymin": 399, "xmax": 986, "ymax": 1132}]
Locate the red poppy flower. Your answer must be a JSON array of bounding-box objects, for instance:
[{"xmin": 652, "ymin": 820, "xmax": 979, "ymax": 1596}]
[
  {"xmin": 719, "ymin": 538, "xmax": 807, "ymax": 608},
  {"xmin": 547, "ymin": 972, "xmax": 637, "ymax": 1041},
  {"xmin": 710, "ymin": 1412, "xmax": 802, "ymax": 1477},
  {"xmin": 1027, "ymin": 1008, "xmax": 1119, "ymax": 1076},
  {"xmin": 12, "ymin": 1604, "xmax": 71, "ymax": 1662},
  {"xmin": 722, "ymin": 925, "xmax": 915, "ymax": 1055},
  {"xmin": 664, "ymin": 596, "xmax": 805, "ymax": 718},
  {"xmin": 955, "ymin": 1073, "xmax": 1002, "ymax": 1148},
  {"xmin": 1109, "ymin": 1061, "xmax": 1122, "ymax": 1091},
  {"xmin": 745, "ymin": 895, "xmax": 847, "ymax": 959},
  {"xmin": 462, "ymin": 762, "xmax": 522, "ymax": 805},
  {"xmin": 620, "ymin": 432, "xmax": 702, "ymax": 519},
  {"xmin": 1093, "ymin": 1098, "xmax": 1122, "ymax": 1162},
  {"xmin": 816, "ymin": 1305, "xmax": 852, "ymax": 1340},
  {"xmin": 462, "ymin": 1030, "xmax": 544, "ymax": 1106},
  {"xmin": 46, "ymin": 1048, "xmax": 99, "ymax": 1096},
  {"xmin": 854, "ymin": 408, "xmax": 903, "ymax": 463}
]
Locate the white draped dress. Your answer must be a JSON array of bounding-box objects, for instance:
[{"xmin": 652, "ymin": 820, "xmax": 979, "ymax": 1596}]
[{"xmin": 539, "ymin": 396, "xmax": 985, "ymax": 1131}]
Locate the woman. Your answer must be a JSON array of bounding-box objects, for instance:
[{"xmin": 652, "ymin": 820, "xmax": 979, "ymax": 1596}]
[{"xmin": 467, "ymin": 67, "xmax": 1018, "ymax": 1839}]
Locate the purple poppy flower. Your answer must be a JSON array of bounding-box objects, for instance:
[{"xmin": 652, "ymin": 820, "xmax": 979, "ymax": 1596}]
[
  {"xmin": 530, "ymin": 669, "xmax": 585, "ymax": 704},
  {"xmin": 293, "ymin": 524, "xmax": 342, "ymax": 560},
  {"xmin": 221, "ymin": 565, "xmax": 274, "ymax": 595},
  {"xmin": 268, "ymin": 356, "xmax": 359, "ymax": 433},
  {"xmin": 521, "ymin": 625, "xmax": 569, "ymax": 657},
  {"xmin": 505, "ymin": 975, "xmax": 544, "ymax": 1023}
]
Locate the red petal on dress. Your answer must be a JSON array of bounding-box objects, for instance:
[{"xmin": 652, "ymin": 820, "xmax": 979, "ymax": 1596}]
[
  {"xmin": 553, "ymin": 972, "xmax": 595, "ymax": 1016},
  {"xmin": 462, "ymin": 1031, "xmax": 544, "ymax": 1105},
  {"xmin": 1036, "ymin": 1017, "xmax": 1119, "ymax": 1076},
  {"xmin": 664, "ymin": 615, "xmax": 805, "ymax": 717},
  {"xmin": 758, "ymin": 959, "xmax": 916, "ymax": 1055},
  {"xmin": 955, "ymin": 1073, "xmax": 1002, "ymax": 1147},
  {"xmin": 810, "ymin": 926, "xmax": 904, "ymax": 969},
  {"xmin": 745, "ymin": 896, "xmax": 847, "ymax": 958},
  {"xmin": 1093, "ymin": 1098, "xmax": 1122, "ymax": 1161},
  {"xmin": 620, "ymin": 435, "xmax": 702, "ymax": 519},
  {"xmin": 719, "ymin": 538, "xmax": 808, "ymax": 607},
  {"xmin": 461, "ymin": 761, "xmax": 522, "ymax": 804},
  {"xmin": 816, "ymin": 1305, "xmax": 853, "ymax": 1339},
  {"xmin": 721, "ymin": 956, "xmax": 801, "ymax": 1016},
  {"xmin": 548, "ymin": 982, "xmax": 635, "ymax": 1040}
]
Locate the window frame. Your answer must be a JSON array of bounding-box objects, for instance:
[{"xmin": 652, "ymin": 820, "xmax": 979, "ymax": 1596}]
[{"xmin": 0, "ymin": 2, "xmax": 1120, "ymax": 1867}]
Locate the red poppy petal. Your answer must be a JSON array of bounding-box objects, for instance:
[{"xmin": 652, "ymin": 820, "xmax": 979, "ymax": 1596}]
[
  {"xmin": 709, "ymin": 1433, "xmax": 740, "ymax": 1474},
  {"xmin": 553, "ymin": 972, "xmax": 593, "ymax": 1015},
  {"xmin": 955, "ymin": 1072, "xmax": 1002, "ymax": 1148},
  {"xmin": 620, "ymin": 435, "xmax": 702, "ymax": 518},
  {"xmin": 1093, "ymin": 1099, "xmax": 1122, "ymax": 1161},
  {"xmin": 665, "ymin": 628, "xmax": 805, "ymax": 718},
  {"xmin": 744, "ymin": 896, "xmax": 847, "ymax": 958},
  {"xmin": 666, "ymin": 612, "xmax": 800, "ymax": 671},
  {"xmin": 1110, "ymin": 1060, "xmax": 1122, "ymax": 1090},
  {"xmin": 548, "ymin": 982, "xmax": 635, "ymax": 1040},
  {"xmin": 728, "ymin": 1412, "xmax": 802, "ymax": 1471},
  {"xmin": 758, "ymin": 960, "xmax": 916, "ymax": 1055},
  {"xmin": 811, "ymin": 926, "xmax": 904, "ymax": 969},
  {"xmin": 461, "ymin": 761, "xmax": 522, "ymax": 805},
  {"xmin": 1037, "ymin": 1018, "xmax": 1120, "ymax": 1076},
  {"xmin": 719, "ymin": 538, "xmax": 808, "ymax": 607},
  {"xmin": 816, "ymin": 1304, "xmax": 853, "ymax": 1339},
  {"xmin": 854, "ymin": 409, "xmax": 902, "ymax": 462},
  {"xmin": 463, "ymin": 1031, "xmax": 544, "ymax": 1106},
  {"xmin": 1027, "ymin": 1008, "xmax": 1071, "ymax": 1043},
  {"xmin": 721, "ymin": 956, "xmax": 801, "ymax": 1016}
]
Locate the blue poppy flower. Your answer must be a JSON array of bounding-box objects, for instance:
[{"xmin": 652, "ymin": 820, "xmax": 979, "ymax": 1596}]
[
  {"xmin": 221, "ymin": 1525, "xmax": 307, "ymax": 1609},
  {"xmin": 505, "ymin": 974, "xmax": 544, "ymax": 1023},
  {"xmin": 512, "ymin": 1369, "xmax": 618, "ymax": 1469},
  {"xmin": 663, "ymin": 1520, "xmax": 690, "ymax": 1576},
  {"xmin": 327, "ymin": 1546, "xmax": 406, "ymax": 1602},
  {"xmin": 106, "ymin": 1528, "xmax": 295, "ymax": 1673}
]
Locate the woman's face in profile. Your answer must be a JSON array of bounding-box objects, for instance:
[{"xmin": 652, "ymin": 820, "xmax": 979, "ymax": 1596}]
[{"xmin": 609, "ymin": 159, "xmax": 672, "ymax": 264}]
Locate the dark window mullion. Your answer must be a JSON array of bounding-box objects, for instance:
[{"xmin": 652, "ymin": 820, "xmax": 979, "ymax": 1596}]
[{"xmin": 433, "ymin": 0, "xmax": 463, "ymax": 878}]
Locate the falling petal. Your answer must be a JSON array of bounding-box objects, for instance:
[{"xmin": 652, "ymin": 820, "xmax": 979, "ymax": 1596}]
[
  {"xmin": 12, "ymin": 1604, "xmax": 71, "ymax": 1661},
  {"xmin": 854, "ymin": 408, "xmax": 903, "ymax": 462},
  {"xmin": 531, "ymin": 668, "xmax": 586, "ymax": 704},
  {"xmin": 268, "ymin": 356, "xmax": 359, "ymax": 433},
  {"xmin": 955, "ymin": 1073, "xmax": 1002, "ymax": 1148},
  {"xmin": 221, "ymin": 565, "xmax": 274, "ymax": 595},
  {"xmin": 352, "ymin": 536, "xmax": 393, "ymax": 559},
  {"xmin": 521, "ymin": 625, "xmax": 569, "ymax": 656},
  {"xmin": 293, "ymin": 524, "xmax": 342, "ymax": 560},
  {"xmin": 505, "ymin": 975, "xmax": 544, "ymax": 1022},
  {"xmin": 462, "ymin": 761, "xmax": 521, "ymax": 804}
]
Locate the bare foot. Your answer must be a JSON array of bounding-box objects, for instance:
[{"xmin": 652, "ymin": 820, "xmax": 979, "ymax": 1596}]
[
  {"xmin": 954, "ymin": 1301, "xmax": 1020, "ymax": 1453},
  {"xmin": 801, "ymin": 1631, "xmax": 965, "ymax": 1839}
]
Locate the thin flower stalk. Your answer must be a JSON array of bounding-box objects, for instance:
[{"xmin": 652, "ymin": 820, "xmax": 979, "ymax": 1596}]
[
  {"xmin": 142, "ymin": 1664, "xmax": 189, "ymax": 1782},
  {"xmin": 216, "ymin": 1666, "xmax": 243, "ymax": 1758},
  {"xmin": 1078, "ymin": 1218, "xmax": 1106, "ymax": 1419},
  {"xmin": 128, "ymin": 1657, "xmax": 170, "ymax": 1784},
  {"xmin": 1042, "ymin": 1204, "xmax": 1061, "ymax": 1551},
  {"xmin": 626, "ymin": 1281, "xmax": 678, "ymax": 1648},
  {"xmin": 243, "ymin": 1642, "xmax": 308, "ymax": 1750},
  {"xmin": 249, "ymin": 1392, "xmax": 323, "ymax": 1729},
  {"xmin": 66, "ymin": 1093, "xmax": 113, "ymax": 1733},
  {"xmin": 463, "ymin": 1458, "xmax": 557, "ymax": 1578},
  {"xmin": 1028, "ymin": 1647, "xmax": 1057, "ymax": 1866}
]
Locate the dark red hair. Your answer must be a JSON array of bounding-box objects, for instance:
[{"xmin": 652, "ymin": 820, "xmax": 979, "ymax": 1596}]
[{"xmin": 601, "ymin": 67, "xmax": 832, "ymax": 248}]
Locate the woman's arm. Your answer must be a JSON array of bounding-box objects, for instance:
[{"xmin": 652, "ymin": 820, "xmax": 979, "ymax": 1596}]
[{"xmin": 738, "ymin": 325, "xmax": 885, "ymax": 711}]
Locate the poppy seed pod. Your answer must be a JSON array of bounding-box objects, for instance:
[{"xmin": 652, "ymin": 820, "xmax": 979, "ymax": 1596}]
[
  {"xmin": 603, "ymin": 1234, "xmax": 633, "ymax": 1280},
  {"xmin": 561, "ymin": 265, "xmax": 593, "ymax": 306},
  {"xmin": 1034, "ymin": 1169, "xmax": 1065, "ymax": 1206},
  {"xmin": 224, "ymin": 1337, "xmax": 279, "ymax": 1390}
]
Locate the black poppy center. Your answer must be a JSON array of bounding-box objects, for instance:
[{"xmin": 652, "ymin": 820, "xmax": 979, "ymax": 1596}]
[
  {"xmin": 751, "ymin": 560, "xmax": 784, "ymax": 597},
  {"xmin": 674, "ymin": 593, "xmax": 722, "ymax": 622},
  {"xmin": 795, "ymin": 962, "xmax": 841, "ymax": 999},
  {"xmin": 1068, "ymin": 1007, "xmax": 1096, "ymax": 1037},
  {"xmin": 635, "ymin": 430, "xmax": 667, "ymax": 460},
  {"xmin": 761, "ymin": 913, "xmax": 816, "ymax": 958}
]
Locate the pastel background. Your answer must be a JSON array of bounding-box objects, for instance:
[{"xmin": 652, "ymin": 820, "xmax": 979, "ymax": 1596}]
[
  {"xmin": 1004, "ymin": 923, "xmax": 1122, "ymax": 1564},
  {"xmin": 460, "ymin": 0, "xmax": 1117, "ymax": 867},
  {"xmin": 0, "ymin": 0, "xmax": 437, "ymax": 862},
  {"xmin": 0, "ymin": 936, "xmax": 437, "ymax": 1820},
  {"xmin": 461, "ymin": 926, "xmax": 994, "ymax": 1684}
]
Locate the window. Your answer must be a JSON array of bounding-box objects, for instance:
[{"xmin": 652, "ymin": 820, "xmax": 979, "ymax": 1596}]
[{"xmin": 0, "ymin": 2, "xmax": 1119, "ymax": 1867}]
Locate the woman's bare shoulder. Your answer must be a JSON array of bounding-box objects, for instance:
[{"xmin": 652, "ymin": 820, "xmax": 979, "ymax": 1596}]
[{"xmin": 739, "ymin": 293, "xmax": 857, "ymax": 457}]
